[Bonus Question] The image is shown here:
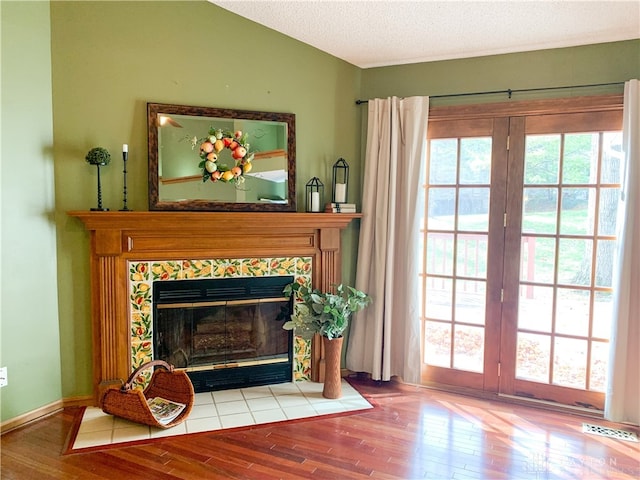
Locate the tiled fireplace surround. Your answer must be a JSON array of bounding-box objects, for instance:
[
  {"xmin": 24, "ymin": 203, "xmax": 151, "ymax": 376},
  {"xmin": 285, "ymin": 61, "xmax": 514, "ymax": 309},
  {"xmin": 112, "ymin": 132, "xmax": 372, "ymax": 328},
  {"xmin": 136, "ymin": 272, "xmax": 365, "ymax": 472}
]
[
  {"xmin": 70, "ymin": 211, "xmax": 359, "ymax": 404},
  {"xmin": 130, "ymin": 258, "xmax": 306, "ymax": 388}
]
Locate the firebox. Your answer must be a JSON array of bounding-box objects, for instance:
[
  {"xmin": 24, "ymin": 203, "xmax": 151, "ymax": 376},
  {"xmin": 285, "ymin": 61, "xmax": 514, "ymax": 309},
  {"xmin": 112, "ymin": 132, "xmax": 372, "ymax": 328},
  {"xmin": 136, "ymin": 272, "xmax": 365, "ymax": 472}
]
[{"xmin": 153, "ymin": 275, "xmax": 294, "ymax": 393}]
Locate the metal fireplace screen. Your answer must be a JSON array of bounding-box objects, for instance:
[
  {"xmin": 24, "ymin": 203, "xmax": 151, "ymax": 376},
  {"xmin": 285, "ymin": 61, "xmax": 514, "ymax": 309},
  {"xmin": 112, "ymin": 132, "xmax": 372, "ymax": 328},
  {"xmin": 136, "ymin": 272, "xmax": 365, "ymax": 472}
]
[{"xmin": 153, "ymin": 276, "xmax": 294, "ymax": 392}]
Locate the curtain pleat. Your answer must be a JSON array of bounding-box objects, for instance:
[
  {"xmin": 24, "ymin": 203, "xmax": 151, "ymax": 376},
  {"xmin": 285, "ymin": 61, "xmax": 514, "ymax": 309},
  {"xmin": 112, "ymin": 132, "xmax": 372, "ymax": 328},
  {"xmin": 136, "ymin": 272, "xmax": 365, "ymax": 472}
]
[
  {"xmin": 346, "ymin": 96, "xmax": 429, "ymax": 383},
  {"xmin": 605, "ymin": 79, "xmax": 640, "ymax": 425}
]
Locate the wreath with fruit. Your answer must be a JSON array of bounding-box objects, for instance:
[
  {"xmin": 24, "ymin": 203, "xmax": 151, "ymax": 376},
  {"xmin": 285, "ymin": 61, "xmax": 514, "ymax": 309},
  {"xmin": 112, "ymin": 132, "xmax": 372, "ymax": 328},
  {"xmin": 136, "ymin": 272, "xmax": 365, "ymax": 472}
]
[{"xmin": 194, "ymin": 127, "xmax": 254, "ymax": 185}]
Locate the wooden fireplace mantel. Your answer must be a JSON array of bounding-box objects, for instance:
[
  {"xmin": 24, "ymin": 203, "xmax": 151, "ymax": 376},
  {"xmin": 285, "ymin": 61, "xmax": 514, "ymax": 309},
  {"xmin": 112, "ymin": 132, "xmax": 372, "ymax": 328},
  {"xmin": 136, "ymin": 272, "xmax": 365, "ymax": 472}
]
[{"xmin": 69, "ymin": 211, "xmax": 361, "ymax": 403}]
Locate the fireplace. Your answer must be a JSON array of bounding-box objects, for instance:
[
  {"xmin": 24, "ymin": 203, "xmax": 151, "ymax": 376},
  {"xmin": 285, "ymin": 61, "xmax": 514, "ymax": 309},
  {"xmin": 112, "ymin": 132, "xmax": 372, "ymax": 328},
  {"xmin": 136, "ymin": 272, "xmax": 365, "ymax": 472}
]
[
  {"xmin": 68, "ymin": 211, "xmax": 359, "ymax": 404},
  {"xmin": 153, "ymin": 276, "xmax": 293, "ymax": 392}
]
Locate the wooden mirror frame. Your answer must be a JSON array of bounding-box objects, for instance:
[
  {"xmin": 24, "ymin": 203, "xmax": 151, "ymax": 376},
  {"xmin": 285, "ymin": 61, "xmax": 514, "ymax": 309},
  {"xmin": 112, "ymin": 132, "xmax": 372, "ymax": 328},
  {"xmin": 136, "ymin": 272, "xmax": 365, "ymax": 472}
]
[{"xmin": 148, "ymin": 102, "xmax": 296, "ymax": 211}]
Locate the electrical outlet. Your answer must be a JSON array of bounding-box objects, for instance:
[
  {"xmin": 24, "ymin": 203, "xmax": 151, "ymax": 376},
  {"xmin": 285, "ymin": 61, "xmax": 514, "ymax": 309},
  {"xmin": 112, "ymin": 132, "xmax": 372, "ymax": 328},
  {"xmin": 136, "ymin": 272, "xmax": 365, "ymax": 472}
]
[{"xmin": 0, "ymin": 367, "xmax": 7, "ymax": 387}]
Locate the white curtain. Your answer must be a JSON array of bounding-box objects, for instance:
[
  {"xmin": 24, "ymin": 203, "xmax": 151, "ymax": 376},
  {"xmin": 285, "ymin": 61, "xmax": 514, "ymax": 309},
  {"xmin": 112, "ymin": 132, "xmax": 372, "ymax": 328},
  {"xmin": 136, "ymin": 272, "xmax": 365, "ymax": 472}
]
[
  {"xmin": 605, "ymin": 79, "xmax": 640, "ymax": 425},
  {"xmin": 346, "ymin": 96, "xmax": 429, "ymax": 383}
]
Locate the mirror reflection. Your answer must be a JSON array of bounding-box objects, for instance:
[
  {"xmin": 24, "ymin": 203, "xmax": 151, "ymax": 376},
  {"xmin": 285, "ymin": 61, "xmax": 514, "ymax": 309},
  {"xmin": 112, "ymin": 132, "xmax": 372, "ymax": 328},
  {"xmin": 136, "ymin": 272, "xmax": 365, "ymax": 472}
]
[{"xmin": 148, "ymin": 103, "xmax": 296, "ymax": 211}]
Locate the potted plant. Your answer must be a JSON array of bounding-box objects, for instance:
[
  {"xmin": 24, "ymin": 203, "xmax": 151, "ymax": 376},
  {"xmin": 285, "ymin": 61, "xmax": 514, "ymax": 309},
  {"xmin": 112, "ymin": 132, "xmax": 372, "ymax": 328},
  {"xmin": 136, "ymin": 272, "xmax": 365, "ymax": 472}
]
[
  {"xmin": 283, "ymin": 282, "xmax": 371, "ymax": 398},
  {"xmin": 85, "ymin": 146, "xmax": 111, "ymax": 166}
]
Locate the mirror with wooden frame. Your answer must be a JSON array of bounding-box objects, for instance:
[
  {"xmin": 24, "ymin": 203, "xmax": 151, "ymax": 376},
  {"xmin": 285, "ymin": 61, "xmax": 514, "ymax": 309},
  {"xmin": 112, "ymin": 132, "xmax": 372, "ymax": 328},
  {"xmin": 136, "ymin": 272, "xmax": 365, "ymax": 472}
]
[{"xmin": 148, "ymin": 103, "xmax": 296, "ymax": 211}]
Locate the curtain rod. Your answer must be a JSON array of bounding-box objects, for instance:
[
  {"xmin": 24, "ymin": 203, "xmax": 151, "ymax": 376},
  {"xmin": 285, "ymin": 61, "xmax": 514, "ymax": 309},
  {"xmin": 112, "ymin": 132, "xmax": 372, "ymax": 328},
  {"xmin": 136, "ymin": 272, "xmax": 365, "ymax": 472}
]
[{"xmin": 354, "ymin": 81, "xmax": 625, "ymax": 105}]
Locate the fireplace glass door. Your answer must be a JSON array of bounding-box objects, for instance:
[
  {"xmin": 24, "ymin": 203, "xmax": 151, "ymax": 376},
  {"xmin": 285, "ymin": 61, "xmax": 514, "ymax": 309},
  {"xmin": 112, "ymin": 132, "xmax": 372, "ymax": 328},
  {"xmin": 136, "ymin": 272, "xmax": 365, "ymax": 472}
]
[
  {"xmin": 152, "ymin": 276, "xmax": 294, "ymax": 392},
  {"xmin": 155, "ymin": 298, "xmax": 292, "ymax": 369}
]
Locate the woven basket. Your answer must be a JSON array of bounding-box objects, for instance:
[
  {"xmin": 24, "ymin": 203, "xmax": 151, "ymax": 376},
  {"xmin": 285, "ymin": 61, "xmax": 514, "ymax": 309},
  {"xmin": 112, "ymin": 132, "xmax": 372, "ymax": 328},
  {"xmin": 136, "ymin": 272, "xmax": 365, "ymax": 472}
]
[{"xmin": 100, "ymin": 360, "xmax": 194, "ymax": 429}]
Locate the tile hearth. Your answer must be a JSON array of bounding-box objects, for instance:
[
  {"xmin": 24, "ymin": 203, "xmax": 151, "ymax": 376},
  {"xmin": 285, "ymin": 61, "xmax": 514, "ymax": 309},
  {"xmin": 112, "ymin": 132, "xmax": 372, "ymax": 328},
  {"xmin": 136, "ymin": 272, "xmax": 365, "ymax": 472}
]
[{"xmin": 72, "ymin": 380, "xmax": 372, "ymax": 451}]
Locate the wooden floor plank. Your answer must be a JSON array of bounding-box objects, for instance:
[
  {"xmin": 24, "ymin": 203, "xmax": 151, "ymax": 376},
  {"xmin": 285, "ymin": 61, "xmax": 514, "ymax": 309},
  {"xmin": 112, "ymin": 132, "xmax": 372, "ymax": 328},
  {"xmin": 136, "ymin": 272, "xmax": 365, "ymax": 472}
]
[{"xmin": 2, "ymin": 378, "xmax": 638, "ymax": 479}]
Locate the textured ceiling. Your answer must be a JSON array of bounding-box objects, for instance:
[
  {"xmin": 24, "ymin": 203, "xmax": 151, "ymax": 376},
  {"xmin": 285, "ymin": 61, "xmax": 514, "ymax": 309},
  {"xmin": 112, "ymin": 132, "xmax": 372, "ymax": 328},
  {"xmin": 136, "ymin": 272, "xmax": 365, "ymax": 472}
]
[{"xmin": 209, "ymin": 0, "xmax": 640, "ymax": 68}]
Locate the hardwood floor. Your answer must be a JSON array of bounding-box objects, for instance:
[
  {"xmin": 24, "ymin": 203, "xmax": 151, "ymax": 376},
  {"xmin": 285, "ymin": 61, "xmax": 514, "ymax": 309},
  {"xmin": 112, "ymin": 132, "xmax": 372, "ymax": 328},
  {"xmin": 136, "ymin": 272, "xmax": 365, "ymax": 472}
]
[{"xmin": 2, "ymin": 377, "xmax": 638, "ymax": 479}]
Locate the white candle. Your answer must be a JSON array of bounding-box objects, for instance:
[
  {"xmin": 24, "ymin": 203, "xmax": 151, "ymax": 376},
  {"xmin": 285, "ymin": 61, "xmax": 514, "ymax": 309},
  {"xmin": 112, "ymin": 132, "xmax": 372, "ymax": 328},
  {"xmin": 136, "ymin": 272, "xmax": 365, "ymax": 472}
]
[
  {"xmin": 335, "ymin": 183, "xmax": 346, "ymax": 203},
  {"xmin": 311, "ymin": 191, "xmax": 320, "ymax": 212},
  {"xmin": 123, "ymin": 144, "xmax": 128, "ymax": 153}
]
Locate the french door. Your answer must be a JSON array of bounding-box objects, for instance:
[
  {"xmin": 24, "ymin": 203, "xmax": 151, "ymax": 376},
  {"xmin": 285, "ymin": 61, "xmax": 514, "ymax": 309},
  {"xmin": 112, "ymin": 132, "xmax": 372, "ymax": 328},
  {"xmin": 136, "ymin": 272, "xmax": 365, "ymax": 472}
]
[{"xmin": 420, "ymin": 97, "xmax": 623, "ymax": 410}]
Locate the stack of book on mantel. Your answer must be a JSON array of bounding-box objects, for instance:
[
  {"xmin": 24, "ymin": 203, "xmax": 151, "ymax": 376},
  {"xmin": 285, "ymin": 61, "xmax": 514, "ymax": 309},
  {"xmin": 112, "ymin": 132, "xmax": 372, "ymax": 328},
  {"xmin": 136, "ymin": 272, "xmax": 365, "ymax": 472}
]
[{"xmin": 325, "ymin": 203, "xmax": 357, "ymax": 213}]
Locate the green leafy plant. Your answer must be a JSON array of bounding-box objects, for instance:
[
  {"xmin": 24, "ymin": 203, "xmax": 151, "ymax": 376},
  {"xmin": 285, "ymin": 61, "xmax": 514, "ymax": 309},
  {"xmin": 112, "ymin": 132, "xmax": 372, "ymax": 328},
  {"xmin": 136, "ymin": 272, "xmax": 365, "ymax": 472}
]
[
  {"xmin": 283, "ymin": 282, "xmax": 371, "ymax": 340},
  {"xmin": 85, "ymin": 147, "xmax": 111, "ymax": 166}
]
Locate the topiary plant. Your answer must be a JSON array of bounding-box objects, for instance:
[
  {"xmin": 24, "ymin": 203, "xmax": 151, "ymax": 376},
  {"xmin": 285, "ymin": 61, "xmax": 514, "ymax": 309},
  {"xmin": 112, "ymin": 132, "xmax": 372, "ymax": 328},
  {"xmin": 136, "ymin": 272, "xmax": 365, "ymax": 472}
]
[
  {"xmin": 85, "ymin": 147, "xmax": 111, "ymax": 211},
  {"xmin": 85, "ymin": 147, "xmax": 111, "ymax": 166}
]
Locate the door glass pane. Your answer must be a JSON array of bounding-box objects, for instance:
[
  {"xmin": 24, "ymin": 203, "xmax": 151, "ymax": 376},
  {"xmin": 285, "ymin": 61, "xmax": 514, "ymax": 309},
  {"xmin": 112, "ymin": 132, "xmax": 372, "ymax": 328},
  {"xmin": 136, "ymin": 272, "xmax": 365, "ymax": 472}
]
[
  {"xmin": 453, "ymin": 325, "xmax": 484, "ymax": 372},
  {"xmin": 598, "ymin": 188, "xmax": 620, "ymax": 235},
  {"xmin": 425, "ymin": 277, "xmax": 452, "ymax": 321},
  {"xmin": 424, "ymin": 321, "xmax": 451, "ymax": 367},
  {"xmin": 427, "ymin": 188, "xmax": 456, "ymax": 229},
  {"xmin": 426, "ymin": 233, "xmax": 454, "ymax": 275},
  {"xmin": 522, "ymin": 187, "xmax": 558, "ymax": 234},
  {"xmin": 524, "ymin": 134, "xmax": 560, "ymax": 184},
  {"xmin": 454, "ymin": 280, "xmax": 486, "ymax": 325},
  {"xmin": 553, "ymin": 337, "xmax": 587, "ymax": 388},
  {"xmin": 518, "ymin": 286, "xmax": 553, "ymax": 332},
  {"xmin": 458, "ymin": 187, "xmax": 489, "ymax": 231},
  {"xmin": 520, "ymin": 236, "xmax": 555, "ymax": 284},
  {"xmin": 601, "ymin": 132, "xmax": 623, "ymax": 183},
  {"xmin": 590, "ymin": 341, "xmax": 609, "ymax": 392},
  {"xmin": 592, "ymin": 291, "xmax": 613, "ymax": 339},
  {"xmin": 460, "ymin": 138, "xmax": 491, "ymax": 184},
  {"xmin": 456, "ymin": 234, "xmax": 487, "ymax": 279},
  {"xmin": 595, "ymin": 239, "xmax": 616, "ymax": 288},
  {"xmin": 555, "ymin": 288, "xmax": 590, "ymax": 337},
  {"xmin": 562, "ymin": 133, "xmax": 599, "ymax": 184},
  {"xmin": 516, "ymin": 333, "xmax": 550, "ymax": 382},
  {"xmin": 560, "ymin": 187, "xmax": 594, "ymax": 235},
  {"xmin": 429, "ymin": 139, "xmax": 457, "ymax": 184},
  {"xmin": 557, "ymin": 238, "xmax": 592, "ymax": 286}
]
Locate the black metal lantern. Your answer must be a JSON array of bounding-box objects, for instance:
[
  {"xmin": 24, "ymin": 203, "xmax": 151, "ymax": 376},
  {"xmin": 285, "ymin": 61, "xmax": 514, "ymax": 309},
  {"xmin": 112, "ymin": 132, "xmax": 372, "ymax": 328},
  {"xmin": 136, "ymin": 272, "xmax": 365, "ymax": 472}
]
[
  {"xmin": 305, "ymin": 177, "xmax": 324, "ymax": 212},
  {"xmin": 332, "ymin": 158, "xmax": 349, "ymax": 204}
]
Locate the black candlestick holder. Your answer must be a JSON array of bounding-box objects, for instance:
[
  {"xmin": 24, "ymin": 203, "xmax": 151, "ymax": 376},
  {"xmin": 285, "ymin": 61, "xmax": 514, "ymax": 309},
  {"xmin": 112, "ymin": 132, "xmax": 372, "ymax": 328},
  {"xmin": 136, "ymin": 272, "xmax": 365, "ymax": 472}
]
[{"xmin": 119, "ymin": 150, "xmax": 130, "ymax": 211}]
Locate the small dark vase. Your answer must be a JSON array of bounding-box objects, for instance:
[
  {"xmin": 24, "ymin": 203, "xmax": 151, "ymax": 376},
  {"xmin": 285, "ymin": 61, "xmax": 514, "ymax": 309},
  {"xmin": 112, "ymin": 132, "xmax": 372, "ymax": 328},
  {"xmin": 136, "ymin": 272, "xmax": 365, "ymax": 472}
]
[{"xmin": 322, "ymin": 336, "xmax": 344, "ymax": 399}]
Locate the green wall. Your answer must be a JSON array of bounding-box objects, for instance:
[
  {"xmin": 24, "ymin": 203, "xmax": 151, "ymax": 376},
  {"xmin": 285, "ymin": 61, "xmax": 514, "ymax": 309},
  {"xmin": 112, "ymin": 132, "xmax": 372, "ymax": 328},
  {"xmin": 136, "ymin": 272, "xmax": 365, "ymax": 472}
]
[
  {"xmin": 50, "ymin": 1, "xmax": 362, "ymax": 402},
  {"xmin": 1, "ymin": 0, "xmax": 638, "ymax": 424},
  {"xmin": 1, "ymin": 1, "xmax": 62, "ymax": 421},
  {"xmin": 361, "ymin": 40, "xmax": 639, "ymax": 106}
]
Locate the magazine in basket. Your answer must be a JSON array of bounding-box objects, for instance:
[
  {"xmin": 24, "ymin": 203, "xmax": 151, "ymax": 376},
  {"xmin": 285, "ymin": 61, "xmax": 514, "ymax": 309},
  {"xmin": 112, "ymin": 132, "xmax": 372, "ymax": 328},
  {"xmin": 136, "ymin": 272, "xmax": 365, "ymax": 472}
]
[{"xmin": 147, "ymin": 396, "xmax": 186, "ymax": 425}]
